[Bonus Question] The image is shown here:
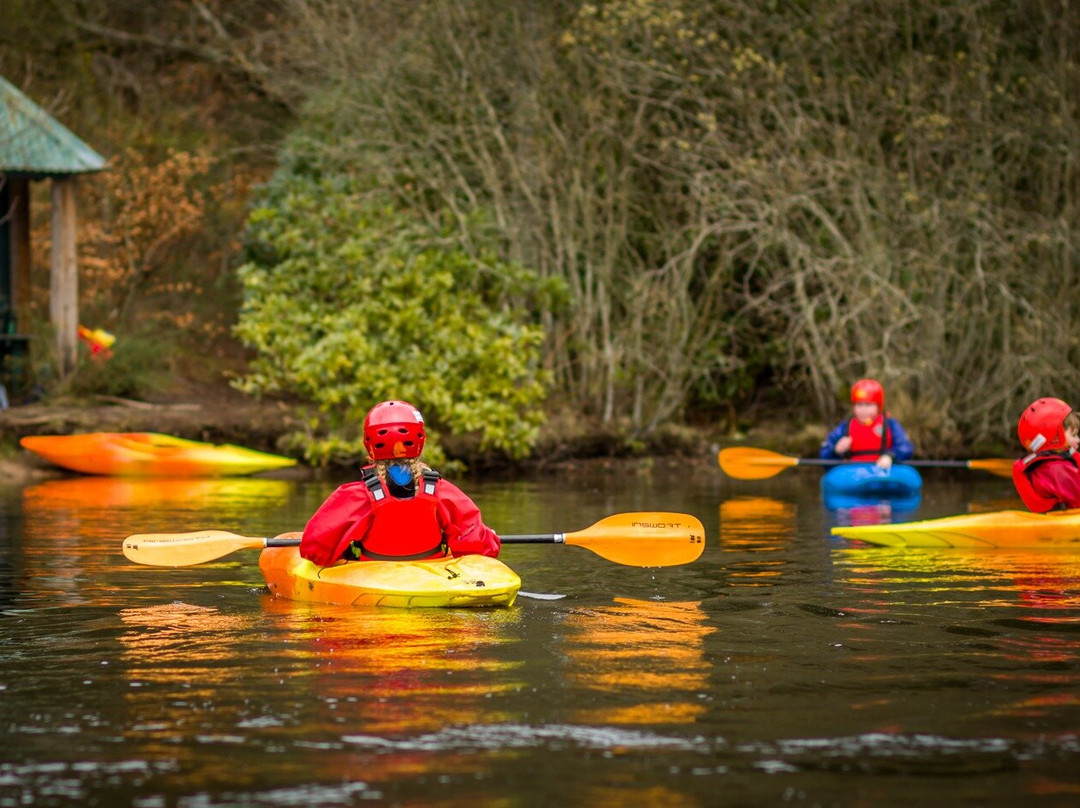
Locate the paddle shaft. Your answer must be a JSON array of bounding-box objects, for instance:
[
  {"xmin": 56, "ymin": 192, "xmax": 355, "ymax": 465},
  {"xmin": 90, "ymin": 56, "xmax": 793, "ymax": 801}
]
[
  {"xmin": 910, "ymin": 460, "xmax": 994, "ymax": 469},
  {"xmin": 719, "ymin": 446, "xmax": 1013, "ymax": 479},
  {"xmin": 266, "ymin": 536, "xmax": 301, "ymax": 548},
  {"xmin": 797, "ymin": 458, "xmax": 977, "ymax": 469},
  {"xmin": 259, "ymin": 534, "xmax": 565, "ymax": 549}
]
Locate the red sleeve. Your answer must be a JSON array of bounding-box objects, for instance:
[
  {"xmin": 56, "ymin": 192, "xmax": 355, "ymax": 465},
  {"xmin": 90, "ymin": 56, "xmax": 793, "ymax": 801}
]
[
  {"xmin": 300, "ymin": 482, "xmax": 375, "ymax": 567},
  {"xmin": 1030, "ymin": 461, "xmax": 1080, "ymax": 509},
  {"xmin": 435, "ymin": 480, "xmax": 501, "ymax": 558}
]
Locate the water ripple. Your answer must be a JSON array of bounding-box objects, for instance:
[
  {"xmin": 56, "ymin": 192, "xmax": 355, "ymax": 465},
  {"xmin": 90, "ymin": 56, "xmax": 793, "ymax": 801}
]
[
  {"xmin": 338, "ymin": 723, "xmax": 1080, "ymax": 764},
  {"xmin": 343, "ymin": 722, "xmax": 708, "ymax": 752}
]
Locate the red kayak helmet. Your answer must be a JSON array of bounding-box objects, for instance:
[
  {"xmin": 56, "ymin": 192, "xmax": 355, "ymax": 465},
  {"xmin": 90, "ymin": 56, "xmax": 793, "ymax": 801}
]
[
  {"xmin": 1017, "ymin": 397, "xmax": 1072, "ymax": 453},
  {"xmin": 363, "ymin": 400, "xmax": 426, "ymax": 460},
  {"xmin": 851, "ymin": 379, "xmax": 885, "ymax": 409}
]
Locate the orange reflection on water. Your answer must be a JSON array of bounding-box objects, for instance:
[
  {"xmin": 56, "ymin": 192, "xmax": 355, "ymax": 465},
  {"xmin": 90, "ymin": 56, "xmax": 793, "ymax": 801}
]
[
  {"xmin": 563, "ymin": 598, "xmax": 714, "ymax": 725},
  {"xmin": 115, "ymin": 600, "xmax": 527, "ymax": 793},
  {"xmin": 120, "ymin": 602, "xmax": 260, "ymax": 678},
  {"xmin": 835, "ymin": 547, "xmax": 1080, "ymax": 672},
  {"xmin": 1029, "ymin": 778, "xmax": 1080, "ymax": 797},
  {"xmin": 831, "ymin": 547, "xmax": 1080, "ymax": 732},
  {"xmin": 17, "ymin": 476, "xmax": 293, "ymax": 606},
  {"xmin": 835, "ymin": 547, "xmax": 1080, "ymax": 609},
  {"xmin": 23, "ymin": 475, "xmax": 292, "ymax": 510},
  {"xmin": 718, "ymin": 497, "xmax": 796, "ymax": 587},
  {"xmin": 117, "ymin": 601, "xmax": 272, "ymax": 769},
  {"xmin": 578, "ymin": 785, "xmax": 703, "ymax": 808},
  {"xmin": 988, "ymin": 691, "xmax": 1080, "ymax": 718},
  {"xmin": 258, "ymin": 595, "xmax": 525, "ymax": 735},
  {"xmin": 719, "ymin": 497, "xmax": 796, "ymax": 550}
]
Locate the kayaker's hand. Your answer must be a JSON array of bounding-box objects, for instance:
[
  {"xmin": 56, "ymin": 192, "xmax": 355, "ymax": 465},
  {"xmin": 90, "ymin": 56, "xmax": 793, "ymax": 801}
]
[
  {"xmin": 876, "ymin": 454, "xmax": 893, "ymax": 471},
  {"xmin": 834, "ymin": 436, "xmax": 852, "ymax": 456}
]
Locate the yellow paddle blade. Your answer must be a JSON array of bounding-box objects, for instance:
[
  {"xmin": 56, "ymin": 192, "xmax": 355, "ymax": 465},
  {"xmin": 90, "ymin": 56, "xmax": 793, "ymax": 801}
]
[
  {"xmin": 122, "ymin": 530, "xmax": 271, "ymax": 566},
  {"xmin": 966, "ymin": 458, "xmax": 1013, "ymax": 479},
  {"xmin": 718, "ymin": 447, "xmax": 799, "ymax": 480},
  {"xmin": 564, "ymin": 512, "xmax": 706, "ymax": 567}
]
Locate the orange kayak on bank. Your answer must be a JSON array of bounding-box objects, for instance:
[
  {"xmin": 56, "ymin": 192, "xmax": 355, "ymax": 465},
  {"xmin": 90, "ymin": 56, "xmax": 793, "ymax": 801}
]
[{"xmin": 20, "ymin": 432, "xmax": 297, "ymax": 477}]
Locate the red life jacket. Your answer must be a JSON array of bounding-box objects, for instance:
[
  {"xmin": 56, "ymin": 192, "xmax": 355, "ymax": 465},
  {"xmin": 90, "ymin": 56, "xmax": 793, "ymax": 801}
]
[
  {"xmin": 352, "ymin": 467, "xmax": 448, "ymax": 561},
  {"xmin": 846, "ymin": 415, "xmax": 891, "ymax": 461},
  {"xmin": 1011, "ymin": 451, "xmax": 1080, "ymax": 513}
]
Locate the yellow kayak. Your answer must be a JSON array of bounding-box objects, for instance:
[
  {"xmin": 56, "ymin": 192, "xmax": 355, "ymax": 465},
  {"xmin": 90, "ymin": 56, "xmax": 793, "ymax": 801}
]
[
  {"xmin": 830, "ymin": 508, "xmax": 1080, "ymax": 548},
  {"xmin": 259, "ymin": 545, "xmax": 520, "ymax": 608},
  {"xmin": 20, "ymin": 432, "xmax": 296, "ymax": 477}
]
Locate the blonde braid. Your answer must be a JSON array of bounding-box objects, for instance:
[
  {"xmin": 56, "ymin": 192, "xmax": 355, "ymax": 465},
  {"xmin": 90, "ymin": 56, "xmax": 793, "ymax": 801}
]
[{"xmin": 374, "ymin": 457, "xmax": 425, "ymax": 486}]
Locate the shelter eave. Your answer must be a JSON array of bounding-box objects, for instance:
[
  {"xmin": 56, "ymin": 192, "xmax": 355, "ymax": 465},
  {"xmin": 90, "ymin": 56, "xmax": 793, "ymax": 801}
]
[
  {"xmin": 0, "ymin": 75, "xmax": 107, "ymax": 175},
  {"xmin": 1, "ymin": 166, "xmax": 106, "ymax": 181}
]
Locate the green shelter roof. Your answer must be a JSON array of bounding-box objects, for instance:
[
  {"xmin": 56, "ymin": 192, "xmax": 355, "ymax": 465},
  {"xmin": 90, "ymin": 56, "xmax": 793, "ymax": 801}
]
[{"xmin": 0, "ymin": 74, "xmax": 106, "ymax": 177}]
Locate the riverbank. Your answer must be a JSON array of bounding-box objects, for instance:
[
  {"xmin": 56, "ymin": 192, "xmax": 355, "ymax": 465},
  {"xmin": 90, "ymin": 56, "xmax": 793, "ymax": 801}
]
[
  {"xmin": 0, "ymin": 384, "xmax": 301, "ymax": 483},
  {"xmin": 0, "ymin": 382, "xmax": 830, "ymax": 483},
  {"xmin": 0, "ymin": 391, "xmax": 299, "ymax": 452}
]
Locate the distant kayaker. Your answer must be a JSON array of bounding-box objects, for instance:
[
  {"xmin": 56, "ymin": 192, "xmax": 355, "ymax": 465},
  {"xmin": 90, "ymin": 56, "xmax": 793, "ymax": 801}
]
[
  {"xmin": 1013, "ymin": 397, "xmax": 1080, "ymax": 512},
  {"xmin": 819, "ymin": 379, "xmax": 915, "ymax": 471},
  {"xmin": 300, "ymin": 400, "xmax": 501, "ymax": 567}
]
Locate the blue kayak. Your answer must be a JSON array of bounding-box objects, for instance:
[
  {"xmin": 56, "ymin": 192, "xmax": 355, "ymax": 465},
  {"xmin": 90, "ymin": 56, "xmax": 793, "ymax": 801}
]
[{"xmin": 821, "ymin": 463, "xmax": 923, "ymax": 501}]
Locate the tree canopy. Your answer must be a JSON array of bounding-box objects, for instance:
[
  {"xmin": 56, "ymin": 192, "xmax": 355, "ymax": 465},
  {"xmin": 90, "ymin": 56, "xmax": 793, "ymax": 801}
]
[{"xmin": 4, "ymin": 0, "xmax": 1079, "ymax": 457}]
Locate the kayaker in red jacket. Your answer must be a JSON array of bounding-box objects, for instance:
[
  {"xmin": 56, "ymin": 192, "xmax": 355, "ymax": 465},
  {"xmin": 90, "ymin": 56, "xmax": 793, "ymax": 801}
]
[
  {"xmin": 1013, "ymin": 397, "xmax": 1080, "ymax": 513},
  {"xmin": 300, "ymin": 400, "xmax": 501, "ymax": 567},
  {"xmin": 819, "ymin": 379, "xmax": 915, "ymax": 471}
]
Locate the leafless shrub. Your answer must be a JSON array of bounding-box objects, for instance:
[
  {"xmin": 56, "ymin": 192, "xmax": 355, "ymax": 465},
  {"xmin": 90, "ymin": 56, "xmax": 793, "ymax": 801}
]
[{"xmin": 57, "ymin": 0, "xmax": 1077, "ymax": 451}]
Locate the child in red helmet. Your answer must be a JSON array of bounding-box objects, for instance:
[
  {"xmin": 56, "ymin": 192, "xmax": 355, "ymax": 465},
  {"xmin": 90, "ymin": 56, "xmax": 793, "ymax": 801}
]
[
  {"xmin": 300, "ymin": 400, "xmax": 501, "ymax": 567},
  {"xmin": 1012, "ymin": 397, "xmax": 1080, "ymax": 512},
  {"xmin": 819, "ymin": 379, "xmax": 915, "ymax": 470}
]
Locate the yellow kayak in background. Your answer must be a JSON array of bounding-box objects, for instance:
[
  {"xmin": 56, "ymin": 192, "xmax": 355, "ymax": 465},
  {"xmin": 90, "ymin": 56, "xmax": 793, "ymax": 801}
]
[
  {"xmin": 259, "ymin": 545, "xmax": 521, "ymax": 608},
  {"xmin": 831, "ymin": 509, "xmax": 1080, "ymax": 548},
  {"xmin": 20, "ymin": 432, "xmax": 296, "ymax": 477}
]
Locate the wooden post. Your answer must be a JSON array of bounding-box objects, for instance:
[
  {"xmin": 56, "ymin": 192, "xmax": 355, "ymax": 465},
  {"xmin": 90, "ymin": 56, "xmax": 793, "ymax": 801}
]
[
  {"xmin": 9, "ymin": 177, "xmax": 30, "ymax": 334},
  {"xmin": 50, "ymin": 177, "xmax": 78, "ymax": 376}
]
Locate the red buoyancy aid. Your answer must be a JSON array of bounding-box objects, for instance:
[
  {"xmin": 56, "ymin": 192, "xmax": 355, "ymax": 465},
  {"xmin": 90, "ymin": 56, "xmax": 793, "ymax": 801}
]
[
  {"xmin": 1012, "ymin": 452, "xmax": 1080, "ymax": 513},
  {"xmin": 846, "ymin": 415, "xmax": 891, "ymax": 461},
  {"xmin": 353, "ymin": 467, "xmax": 448, "ymax": 561}
]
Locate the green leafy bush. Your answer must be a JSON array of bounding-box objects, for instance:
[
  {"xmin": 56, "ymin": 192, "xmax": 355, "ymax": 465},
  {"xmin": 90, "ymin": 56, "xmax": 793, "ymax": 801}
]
[{"xmin": 233, "ymin": 172, "xmax": 550, "ymax": 466}]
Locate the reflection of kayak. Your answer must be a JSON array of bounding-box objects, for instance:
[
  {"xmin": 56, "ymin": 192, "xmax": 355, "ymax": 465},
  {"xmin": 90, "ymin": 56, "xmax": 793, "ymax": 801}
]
[
  {"xmin": 823, "ymin": 492, "xmax": 921, "ymax": 515},
  {"xmin": 831, "ymin": 509, "xmax": 1080, "ymax": 548},
  {"xmin": 831, "ymin": 546, "xmax": 1080, "ymax": 610},
  {"xmin": 22, "ymin": 475, "xmax": 291, "ymax": 508},
  {"xmin": 20, "ymin": 433, "xmax": 296, "ymax": 477},
  {"xmin": 823, "ymin": 496, "xmax": 921, "ymax": 528},
  {"xmin": 259, "ymin": 544, "xmax": 520, "ymax": 608},
  {"xmin": 821, "ymin": 463, "xmax": 922, "ymax": 499},
  {"xmin": 719, "ymin": 497, "xmax": 796, "ymax": 552}
]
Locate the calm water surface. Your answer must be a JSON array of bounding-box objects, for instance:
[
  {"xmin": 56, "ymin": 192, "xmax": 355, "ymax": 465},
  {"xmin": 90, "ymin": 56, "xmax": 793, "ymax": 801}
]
[{"xmin": 2, "ymin": 462, "xmax": 1079, "ymax": 806}]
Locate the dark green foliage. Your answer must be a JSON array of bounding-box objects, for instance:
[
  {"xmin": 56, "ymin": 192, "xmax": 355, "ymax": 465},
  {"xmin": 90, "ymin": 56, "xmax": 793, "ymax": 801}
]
[{"xmin": 233, "ymin": 171, "xmax": 551, "ymax": 465}]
